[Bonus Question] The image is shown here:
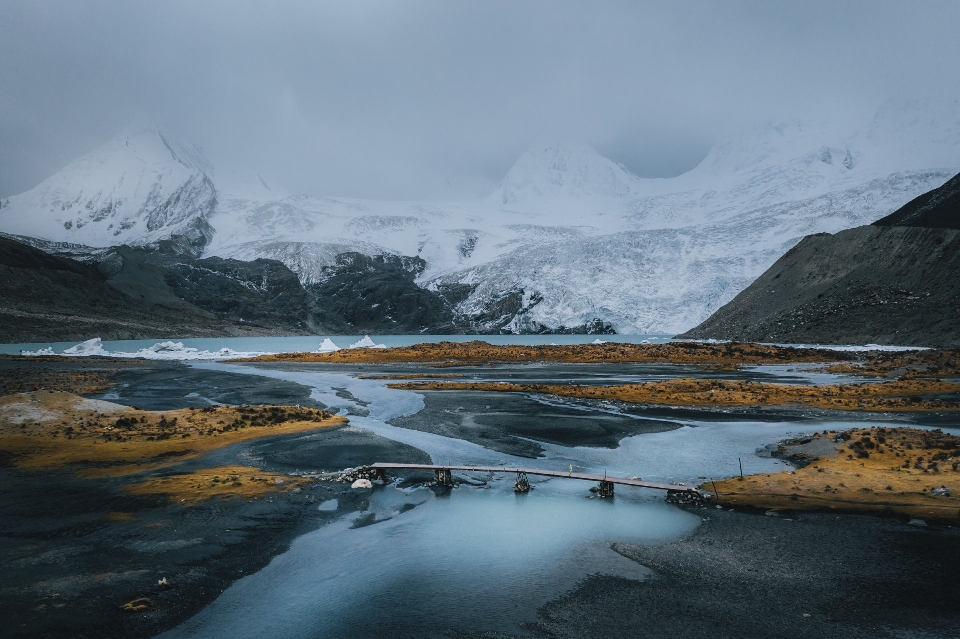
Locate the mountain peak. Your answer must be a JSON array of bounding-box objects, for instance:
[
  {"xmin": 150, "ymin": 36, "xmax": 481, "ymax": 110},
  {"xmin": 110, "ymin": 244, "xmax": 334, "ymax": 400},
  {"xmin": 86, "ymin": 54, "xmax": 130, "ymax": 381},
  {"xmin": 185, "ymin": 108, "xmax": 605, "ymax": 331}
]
[
  {"xmin": 491, "ymin": 141, "xmax": 641, "ymax": 205},
  {"xmin": 0, "ymin": 122, "xmax": 216, "ymax": 249},
  {"xmin": 114, "ymin": 121, "xmax": 213, "ymax": 177}
]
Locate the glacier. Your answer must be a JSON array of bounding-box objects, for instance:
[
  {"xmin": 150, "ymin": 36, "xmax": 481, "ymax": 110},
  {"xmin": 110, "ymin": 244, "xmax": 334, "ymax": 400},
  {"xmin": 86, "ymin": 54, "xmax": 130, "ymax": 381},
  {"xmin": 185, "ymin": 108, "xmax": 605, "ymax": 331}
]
[{"xmin": 1, "ymin": 102, "xmax": 958, "ymax": 334}]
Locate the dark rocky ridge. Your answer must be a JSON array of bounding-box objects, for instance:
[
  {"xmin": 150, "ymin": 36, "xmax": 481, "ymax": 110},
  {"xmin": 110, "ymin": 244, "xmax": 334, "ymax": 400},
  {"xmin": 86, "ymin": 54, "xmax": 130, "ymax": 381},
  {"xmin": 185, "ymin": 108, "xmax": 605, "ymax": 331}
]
[
  {"xmin": 0, "ymin": 235, "xmax": 283, "ymax": 343},
  {"xmin": 1, "ymin": 233, "xmax": 619, "ymax": 342},
  {"xmin": 681, "ymin": 172, "xmax": 960, "ymax": 347},
  {"xmin": 112, "ymin": 246, "xmax": 312, "ymax": 331},
  {"xmin": 305, "ymin": 252, "xmax": 463, "ymax": 334},
  {"xmin": 874, "ymin": 170, "xmax": 960, "ymax": 229}
]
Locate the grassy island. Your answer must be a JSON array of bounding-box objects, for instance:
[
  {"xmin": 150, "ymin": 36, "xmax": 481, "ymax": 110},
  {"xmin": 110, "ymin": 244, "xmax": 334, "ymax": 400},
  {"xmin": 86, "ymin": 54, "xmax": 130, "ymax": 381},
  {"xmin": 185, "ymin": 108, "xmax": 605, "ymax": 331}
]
[
  {"xmin": 0, "ymin": 391, "xmax": 345, "ymax": 482},
  {"xmin": 708, "ymin": 427, "xmax": 960, "ymax": 523},
  {"xmin": 386, "ymin": 378, "xmax": 960, "ymax": 412},
  {"xmin": 237, "ymin": 340, "xmax": 860, "ymax": 365}
]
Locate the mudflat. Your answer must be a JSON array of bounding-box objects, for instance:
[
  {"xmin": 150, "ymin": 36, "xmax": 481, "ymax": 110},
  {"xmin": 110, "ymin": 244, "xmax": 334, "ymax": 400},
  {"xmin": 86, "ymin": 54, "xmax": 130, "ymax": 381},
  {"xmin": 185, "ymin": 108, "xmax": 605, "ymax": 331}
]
[{"xmin": 467, "ymin": 509, "xmax": 960, "ymax": 639}]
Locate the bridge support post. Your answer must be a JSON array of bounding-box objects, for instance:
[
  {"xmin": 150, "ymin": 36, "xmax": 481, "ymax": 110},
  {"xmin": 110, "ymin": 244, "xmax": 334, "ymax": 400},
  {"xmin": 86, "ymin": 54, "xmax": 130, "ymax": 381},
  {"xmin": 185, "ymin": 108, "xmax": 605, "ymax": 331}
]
[
  {"xmin": 435, "ymin": 468, "xmax": 453, "ymax": 487},
  {"xmin": 368, "ymin": 467, "xmax": 386, "ymax": 481},
  {"xmin": 514, "ymin": 471, "xmax": 530, "ymax": 493},
  {"xmin": 598, "ymin": 480, "xmax": 615, "ymax": 498}
]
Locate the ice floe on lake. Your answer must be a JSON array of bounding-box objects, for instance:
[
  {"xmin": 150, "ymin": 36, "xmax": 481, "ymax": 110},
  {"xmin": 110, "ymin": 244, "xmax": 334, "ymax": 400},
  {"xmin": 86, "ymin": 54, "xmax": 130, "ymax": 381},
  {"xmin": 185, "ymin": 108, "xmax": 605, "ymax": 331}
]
[
  {"xmin": 19, "ymin": 347, "xmax": 55, "ymax": 356},
  {"xmin": 62, "ymin": 337, "xmax": 109, "ymax": 356},
  {"xmin": 315, "ymin": 338, "xmax": 341, "ymax": 353},
  {"xmin": 348, "ymin": 335, "xmax": 387, "ymax": 349},
  {"xmin": 21, "ymin": 337, "xmax": 267, "ymax": 360}
]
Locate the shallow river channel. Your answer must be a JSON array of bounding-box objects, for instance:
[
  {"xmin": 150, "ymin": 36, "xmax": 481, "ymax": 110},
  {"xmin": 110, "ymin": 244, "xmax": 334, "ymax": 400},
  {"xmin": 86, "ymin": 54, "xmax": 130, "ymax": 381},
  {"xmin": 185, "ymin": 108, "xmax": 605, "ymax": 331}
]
[{"xmin": 144, "ymin": 359, "xmax": 953, "ymax": 638}]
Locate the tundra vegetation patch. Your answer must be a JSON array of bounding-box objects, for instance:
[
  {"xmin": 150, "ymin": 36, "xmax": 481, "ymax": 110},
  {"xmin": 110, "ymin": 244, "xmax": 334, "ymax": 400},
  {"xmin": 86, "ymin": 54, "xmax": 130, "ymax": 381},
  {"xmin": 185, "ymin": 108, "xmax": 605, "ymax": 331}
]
[
  {"xmin": 125, "ymin": 465, "xmax": 309, "ymax": 504},
  {"xmin": 0, "ymin": 391, "xmax": 344, "ymax": 476},
  {"xmin": 388, "ymin": 378, "xmax": 960, "ymax": 412},
  {"xmin": 709, "ymin": 427, "xmax": 960, "ymax": 523},
  {"xmin": 239, "ymin": 340, "xmax": 860, "ymax": 365}
]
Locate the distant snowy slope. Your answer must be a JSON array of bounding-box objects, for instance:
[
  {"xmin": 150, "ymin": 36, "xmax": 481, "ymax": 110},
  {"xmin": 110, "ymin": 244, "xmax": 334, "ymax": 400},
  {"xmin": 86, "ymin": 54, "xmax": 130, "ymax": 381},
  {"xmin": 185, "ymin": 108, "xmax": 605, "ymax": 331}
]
[
  {"xmin": 491, "ymin": 142, "xmax": 646, "ymax": 205},
  {"xmin": 2, "ymin": 101, "xmax": 958, "ymax": 334},
  {"xmin": 0, "ymin": 122, "xmax": 216, "ymax": 251}
]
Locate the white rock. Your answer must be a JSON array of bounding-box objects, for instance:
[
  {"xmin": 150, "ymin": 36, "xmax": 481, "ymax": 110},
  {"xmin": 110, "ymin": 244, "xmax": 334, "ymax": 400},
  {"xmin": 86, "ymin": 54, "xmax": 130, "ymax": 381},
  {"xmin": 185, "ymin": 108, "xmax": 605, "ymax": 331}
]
[{"xmin": 351, "ymin": 479, "xmax": 373, "ymax": 489}]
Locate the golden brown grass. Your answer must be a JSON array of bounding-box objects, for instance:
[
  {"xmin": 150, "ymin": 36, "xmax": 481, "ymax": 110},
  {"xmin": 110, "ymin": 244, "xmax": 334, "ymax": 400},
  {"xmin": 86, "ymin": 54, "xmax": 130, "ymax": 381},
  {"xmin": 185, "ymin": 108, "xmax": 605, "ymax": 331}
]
[
  {"xmin": 0, "ymin": 365, "xmax": 117, "ymax": 395},
  {"xmin": 357, "ymin": 373, "xmax": 466, "ymax": 380},
  {"xmin": 709, "ymin": 427, "xmax": 960, "ymax": 523},
  {"xmin": 121, "ymin": 598, "xmax": 156, "ymax": 613},
  {"xmin": 125, "ymin": 465, "xmax": 308, "ymax": 504},
  {"xmin": 387, "ymin": 378, "xmax": 960, "ymax": 411},
  {"xmin": 236, "ymin": 340, "xmax": 857, "ymax": 365},
  {"xmin": 820, "ymin": 348, "xmax": 960, "ymax": 379},
  {"xmin": 0, "ymin": 391, "xmax": 346, "ymax": 475}
]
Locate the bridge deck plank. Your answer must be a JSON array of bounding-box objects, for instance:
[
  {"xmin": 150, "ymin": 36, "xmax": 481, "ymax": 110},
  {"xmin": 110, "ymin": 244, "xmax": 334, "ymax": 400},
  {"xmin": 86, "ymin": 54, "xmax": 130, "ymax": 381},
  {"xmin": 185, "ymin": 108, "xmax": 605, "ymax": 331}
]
[{"xmin": 369, "ymin": 462, "xmax": 693, "ymax": 492}]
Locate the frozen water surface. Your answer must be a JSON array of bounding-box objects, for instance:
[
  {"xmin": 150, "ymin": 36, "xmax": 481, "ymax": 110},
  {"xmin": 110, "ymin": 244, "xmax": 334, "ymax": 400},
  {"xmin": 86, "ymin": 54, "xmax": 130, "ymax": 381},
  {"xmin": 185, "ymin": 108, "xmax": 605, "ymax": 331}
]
[
  {"xmin": 159, "ymin": 481, "xmax": 696, "ymax": 639},
  {"xmin": 151, "ymin": 360, "xmax": 956, "ymax": 637}
]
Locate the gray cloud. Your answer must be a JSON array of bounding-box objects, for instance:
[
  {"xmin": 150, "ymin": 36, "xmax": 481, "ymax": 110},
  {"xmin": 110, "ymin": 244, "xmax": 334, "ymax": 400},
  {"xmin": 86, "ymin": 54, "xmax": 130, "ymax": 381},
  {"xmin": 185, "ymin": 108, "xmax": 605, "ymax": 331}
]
[{"xmin": 2, "ymin": 0, "xmax": 959, "ymax": 199}]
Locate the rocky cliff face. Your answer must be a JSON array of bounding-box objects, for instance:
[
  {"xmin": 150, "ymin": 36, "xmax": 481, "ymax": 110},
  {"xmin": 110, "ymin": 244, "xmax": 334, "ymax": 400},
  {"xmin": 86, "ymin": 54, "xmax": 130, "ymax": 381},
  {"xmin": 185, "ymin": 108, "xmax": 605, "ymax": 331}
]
[
  {"xmin": 305, "ymin": 252, "xmax": 462, "ymax": 334},
  {"xmin": 680, "ymin": 172, "xmax": 960, "ymax": 346}
]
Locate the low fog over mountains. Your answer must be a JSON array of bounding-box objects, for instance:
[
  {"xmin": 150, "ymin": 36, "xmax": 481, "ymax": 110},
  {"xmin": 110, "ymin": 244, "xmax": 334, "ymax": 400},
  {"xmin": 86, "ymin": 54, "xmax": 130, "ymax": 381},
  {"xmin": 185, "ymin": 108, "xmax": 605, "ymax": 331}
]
[{"xmin": 1, "ymin": 101, "xmax": 958, "ymax": 337}]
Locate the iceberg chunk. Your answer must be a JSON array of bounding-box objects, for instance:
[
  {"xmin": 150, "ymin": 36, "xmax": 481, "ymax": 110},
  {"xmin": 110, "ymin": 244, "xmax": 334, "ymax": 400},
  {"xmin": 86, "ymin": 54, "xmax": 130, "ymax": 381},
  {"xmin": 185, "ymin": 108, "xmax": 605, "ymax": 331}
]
[
  {"xmin": 62, "ymin": 337, "xmax": 108, "ymax": 356},
  {"xmin": 348, "ymin": 336, "xmax": 387, "ymax": 349},
  {"xmin": 20, "ymin": 347, "xmax": 55, "ymax": 356},
  {"xmin": 316, "ymin": 338, "xmax": 341, "ymax": 353}
]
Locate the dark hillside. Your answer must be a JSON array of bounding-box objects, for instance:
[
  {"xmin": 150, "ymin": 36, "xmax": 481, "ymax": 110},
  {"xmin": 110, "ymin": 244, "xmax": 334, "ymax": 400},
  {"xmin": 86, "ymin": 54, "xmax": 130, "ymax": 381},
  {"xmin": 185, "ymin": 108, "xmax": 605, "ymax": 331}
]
[
  {"xmin": 680, "ymin": 172, "xmax": 960, "ymax": 347},
  {"xmin": 873, "ymin": 171, "xmax": 960, "ymax": 230},
  {"xmin": 0, "ymin": 236, "xmax": 300, "ymax": 343}
]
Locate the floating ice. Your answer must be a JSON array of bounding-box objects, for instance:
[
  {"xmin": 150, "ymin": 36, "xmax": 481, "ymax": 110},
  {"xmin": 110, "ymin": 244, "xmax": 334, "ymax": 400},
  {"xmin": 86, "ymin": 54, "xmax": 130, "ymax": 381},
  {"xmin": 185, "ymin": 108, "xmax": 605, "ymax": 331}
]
[
  {"xmin": 20, "ymin": 347, "xmax": 55, "ymax": 356},
  {"xmin": 49, "ymin": 338, "xmax": 267, "ymax": 360},
  {"xmin": 316, "ymin": 338, "xmax": 341, "ymax": 353},
  {"xmin": 348, "ymin": 336, "xmax": 387, "ymax": 349},
  {"xmin": 62, "ymin": 337, "xmax": 108, "ymax": 356},
  {"xmin": 591, "ymin": 338, "xmax": 606, "ymax": 345},
  {"xmin": 317, "ymin": 499, "xmax": 339, "ymax": 512}
]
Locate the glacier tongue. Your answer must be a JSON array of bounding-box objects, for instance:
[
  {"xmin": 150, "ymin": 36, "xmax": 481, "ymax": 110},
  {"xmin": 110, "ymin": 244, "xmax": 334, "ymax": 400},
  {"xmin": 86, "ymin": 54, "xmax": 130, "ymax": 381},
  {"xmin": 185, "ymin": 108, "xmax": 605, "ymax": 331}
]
[{"xmin": 2, "ymin": 101, "xmax": 959, "ymax": 334}]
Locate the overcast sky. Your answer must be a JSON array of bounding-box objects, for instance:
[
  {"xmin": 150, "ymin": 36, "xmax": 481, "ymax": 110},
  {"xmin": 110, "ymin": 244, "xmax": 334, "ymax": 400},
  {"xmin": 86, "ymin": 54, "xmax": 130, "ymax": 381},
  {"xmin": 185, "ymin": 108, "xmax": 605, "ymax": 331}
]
[{"xmin": 2, "ymin": 0, "xmax": 959, "ymax": 200}]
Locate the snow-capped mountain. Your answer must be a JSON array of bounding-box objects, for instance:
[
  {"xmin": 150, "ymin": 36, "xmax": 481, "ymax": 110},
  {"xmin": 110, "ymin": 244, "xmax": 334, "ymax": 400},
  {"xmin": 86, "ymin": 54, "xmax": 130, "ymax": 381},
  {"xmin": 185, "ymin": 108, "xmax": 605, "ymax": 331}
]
[
  {"xmin": 491, "ymin": 141, "xmax": 644, "ymax": 205},
  {"xmin": 2, "ymin": 102, "xmax": 958, "ymax": 334},
  {"xmin": 0, "ymin": 122, "xmax": 216, "ymax": 252}
]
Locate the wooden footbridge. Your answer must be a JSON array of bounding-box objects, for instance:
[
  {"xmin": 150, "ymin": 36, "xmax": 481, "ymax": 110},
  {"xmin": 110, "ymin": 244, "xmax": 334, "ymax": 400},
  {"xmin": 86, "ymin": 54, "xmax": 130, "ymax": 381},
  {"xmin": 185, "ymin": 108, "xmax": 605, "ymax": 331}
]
[{"xmin": 369, "ymin": 462, "xmax": 703, "ymax": 501}]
